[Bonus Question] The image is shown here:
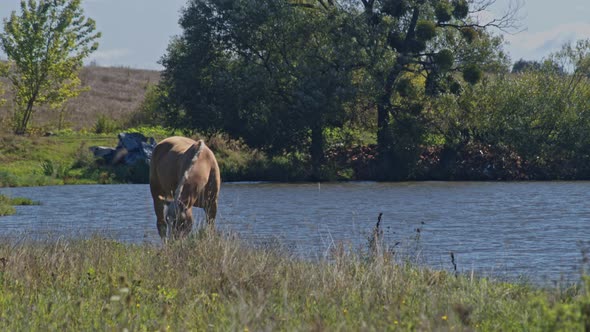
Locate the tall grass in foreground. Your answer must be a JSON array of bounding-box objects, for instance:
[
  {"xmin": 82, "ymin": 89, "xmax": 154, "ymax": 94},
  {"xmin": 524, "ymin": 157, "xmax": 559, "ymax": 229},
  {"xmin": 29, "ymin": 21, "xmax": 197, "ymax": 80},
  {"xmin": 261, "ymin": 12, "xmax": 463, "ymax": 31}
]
[{"xmin": 0, "ymin": 232, "xmax": 589, "ymax": 331}]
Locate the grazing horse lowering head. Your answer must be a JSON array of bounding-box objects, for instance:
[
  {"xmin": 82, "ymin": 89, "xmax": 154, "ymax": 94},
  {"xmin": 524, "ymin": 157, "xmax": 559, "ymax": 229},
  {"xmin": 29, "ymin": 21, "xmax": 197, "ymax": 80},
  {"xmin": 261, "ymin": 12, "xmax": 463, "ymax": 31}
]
[
  {"xmin": 160, "ymin": 186, "xmax": 193, "ymax": 239},
  {"xmin": 150, "ymin": 136, "xmax": 221, "ymax": 242}
]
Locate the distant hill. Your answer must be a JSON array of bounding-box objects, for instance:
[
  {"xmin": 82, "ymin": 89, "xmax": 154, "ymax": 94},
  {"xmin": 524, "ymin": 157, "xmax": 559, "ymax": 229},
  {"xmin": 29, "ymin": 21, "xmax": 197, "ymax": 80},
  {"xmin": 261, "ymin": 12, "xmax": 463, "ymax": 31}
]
[{"xmin": 0, "ymin": 65, "xmax": 161, "ymax": 131}]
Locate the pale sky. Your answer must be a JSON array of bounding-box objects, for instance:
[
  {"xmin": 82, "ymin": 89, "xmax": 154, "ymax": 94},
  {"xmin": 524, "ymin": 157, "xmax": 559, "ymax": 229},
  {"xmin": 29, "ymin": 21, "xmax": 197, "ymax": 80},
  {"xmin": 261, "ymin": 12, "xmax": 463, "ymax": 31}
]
[{"xmin": 1, "ymin": 0, "xmax": 589, "ymax": 70}]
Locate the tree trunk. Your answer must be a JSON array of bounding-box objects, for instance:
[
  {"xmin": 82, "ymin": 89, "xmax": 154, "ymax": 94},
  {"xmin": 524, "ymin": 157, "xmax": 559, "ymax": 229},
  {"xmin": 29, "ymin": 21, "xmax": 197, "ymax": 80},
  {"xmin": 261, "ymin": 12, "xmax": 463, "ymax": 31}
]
[
  {"xmin": 310, "ymin": 124, "xmax": 325, "ymax": 181},
  {"xmin": 377, "ymin": 95, "xmax": 391, "ymax": 150},
  {"xmin": 14, "ymin": 92, "xmax": 37, "ymax": 135},
  {"xmin": 58, "ymin": 107, "xmax": 66, "ymax": 131},
  {"xmin": 376, "ymin": 63, "xmax": 403, "ymax": 178}
]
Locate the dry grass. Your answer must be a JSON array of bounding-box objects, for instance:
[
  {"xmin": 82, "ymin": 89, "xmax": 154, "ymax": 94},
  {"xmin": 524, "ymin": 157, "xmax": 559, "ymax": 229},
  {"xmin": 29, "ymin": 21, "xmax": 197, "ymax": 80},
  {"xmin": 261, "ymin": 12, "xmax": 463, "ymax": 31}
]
[
  {"xmin": 0, "ymin": 65, "xmax": 160, "ymax": 131},
  {"xmin": 0, "ymin": 230, "xmax": 588, "ymax": 330}
]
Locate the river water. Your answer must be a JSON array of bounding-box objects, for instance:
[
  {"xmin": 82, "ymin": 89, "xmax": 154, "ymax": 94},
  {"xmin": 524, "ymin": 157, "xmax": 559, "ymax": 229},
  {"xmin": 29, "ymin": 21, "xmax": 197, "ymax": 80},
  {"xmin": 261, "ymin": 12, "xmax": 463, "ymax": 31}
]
[{"xmin": 1, "ymin": 181, "xmax": 589, "ymax": 284}]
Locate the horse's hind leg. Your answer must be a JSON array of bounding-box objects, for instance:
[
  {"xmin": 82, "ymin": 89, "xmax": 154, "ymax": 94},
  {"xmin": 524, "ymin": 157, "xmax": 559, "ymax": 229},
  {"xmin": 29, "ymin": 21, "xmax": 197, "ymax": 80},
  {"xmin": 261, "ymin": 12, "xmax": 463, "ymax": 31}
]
[
  {"xmin": 204, "ymin": 199, "xmax": 217, "ymax": 225},
  {"xmin": 203, "ymin": 170, "xmax": 219, "ymax": 226}
]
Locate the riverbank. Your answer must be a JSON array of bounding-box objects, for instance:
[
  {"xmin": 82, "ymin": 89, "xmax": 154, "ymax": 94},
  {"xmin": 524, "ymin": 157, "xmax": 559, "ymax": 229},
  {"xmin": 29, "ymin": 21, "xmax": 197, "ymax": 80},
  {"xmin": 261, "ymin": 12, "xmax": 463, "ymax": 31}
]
[
  {"xmin": 0, "ymin": 128, "xmax": 339, "ymax": 187},
  {"xmin": 0, "ymin": 231, "xmax": 586, "ymax": 330},
  {"xmin": 0, "ymin": 128, "xmax": 177, "ymax": 187},
  {"xmin": 0, "ymin": 126, "xmax": 586, "ymax": 188},
  {"xmin": 0, "ymin": 128, "xmax": 523, "ymax": 188}
]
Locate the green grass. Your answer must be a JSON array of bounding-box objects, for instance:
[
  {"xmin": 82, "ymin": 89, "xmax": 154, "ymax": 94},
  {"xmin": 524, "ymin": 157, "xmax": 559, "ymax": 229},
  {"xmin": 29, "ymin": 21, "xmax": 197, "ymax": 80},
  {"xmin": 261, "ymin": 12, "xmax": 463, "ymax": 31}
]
[
  {"xmin": 0, "ymin": 194, "xmax": 39, "ymax": 216},
  {"xmin": 0, "ymin": 204, "xmax": 15, "ymax": 216},
  {"xmin": 0, "ymin": 232, "xmax": 588, "ymax": 330},
  {"xmin": 0, "ymin": 132, "xmax": 118, "ymax": 187}
]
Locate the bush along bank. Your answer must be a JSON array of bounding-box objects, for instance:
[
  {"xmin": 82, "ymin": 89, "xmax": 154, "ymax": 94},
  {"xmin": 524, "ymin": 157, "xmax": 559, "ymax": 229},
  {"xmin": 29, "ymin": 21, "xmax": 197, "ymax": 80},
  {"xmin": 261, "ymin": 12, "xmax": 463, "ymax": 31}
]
[{"xmin": 2, "ymin": 128, "xmax": 589, "ymax": 187}]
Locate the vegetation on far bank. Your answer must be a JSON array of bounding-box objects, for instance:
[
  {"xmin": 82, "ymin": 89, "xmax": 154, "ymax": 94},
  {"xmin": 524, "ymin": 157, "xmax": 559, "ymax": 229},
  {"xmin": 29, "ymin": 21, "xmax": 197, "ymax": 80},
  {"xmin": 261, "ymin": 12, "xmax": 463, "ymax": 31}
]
[
  {"xmin": 0, "ymin": 231, "xmax": 588, "ymax": 331},
  {"xmin": 0, "ymin": 126, "xmax": 341, "ymax": 187}
]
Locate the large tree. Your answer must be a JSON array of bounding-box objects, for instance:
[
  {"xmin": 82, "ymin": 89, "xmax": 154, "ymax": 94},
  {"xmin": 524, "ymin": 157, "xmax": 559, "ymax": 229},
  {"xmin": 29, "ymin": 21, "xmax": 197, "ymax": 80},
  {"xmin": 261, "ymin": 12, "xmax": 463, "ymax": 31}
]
[
  {"xmin": 355, "ymin": 0, "xmax": 519, "ymax": 178},
  {"xmin": 160, "ymin": 0, "xmax": 359, "ymax": 179},
  {"xmin": 0, "ymin": 0, "xmax": 100, "ymax": 134}
]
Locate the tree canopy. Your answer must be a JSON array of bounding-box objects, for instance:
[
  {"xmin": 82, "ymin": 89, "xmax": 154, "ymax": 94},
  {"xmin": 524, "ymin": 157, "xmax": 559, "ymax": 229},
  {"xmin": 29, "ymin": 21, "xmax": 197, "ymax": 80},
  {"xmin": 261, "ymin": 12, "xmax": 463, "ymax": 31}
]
[
  {"xmin": 158, "ymin": 0, "xmax": 520, "ymax": 179},
  {"xmin": 160, "ymin": 0, "xmax": 364, "ymax": 178}
]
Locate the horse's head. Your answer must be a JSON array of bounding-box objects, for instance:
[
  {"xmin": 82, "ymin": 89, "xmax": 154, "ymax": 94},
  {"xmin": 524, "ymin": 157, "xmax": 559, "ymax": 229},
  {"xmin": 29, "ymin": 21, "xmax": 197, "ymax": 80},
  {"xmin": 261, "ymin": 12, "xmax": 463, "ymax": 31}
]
[{"xmin": 161, "ymin": 197, "xmax": 193, "ymax": 240}]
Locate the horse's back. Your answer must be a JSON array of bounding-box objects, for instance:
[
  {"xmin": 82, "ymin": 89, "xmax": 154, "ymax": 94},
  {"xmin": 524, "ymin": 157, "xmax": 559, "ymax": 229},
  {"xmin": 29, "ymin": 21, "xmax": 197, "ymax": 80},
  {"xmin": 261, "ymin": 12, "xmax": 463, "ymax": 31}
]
[
  {"xmin": 150, "ymin": 136, "xmax": 217, "ymax": 198},
  {"xmin": 150, "ymin": 137, "xmax": 198, "ymax": 196}
]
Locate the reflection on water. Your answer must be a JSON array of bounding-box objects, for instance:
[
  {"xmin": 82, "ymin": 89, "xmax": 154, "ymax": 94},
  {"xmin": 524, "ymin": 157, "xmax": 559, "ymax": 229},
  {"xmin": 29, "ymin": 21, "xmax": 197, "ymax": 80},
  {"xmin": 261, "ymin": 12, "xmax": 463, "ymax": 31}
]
[{"xmin": 2, "ymin": 181, "xmax": 590, "ymax": 284}]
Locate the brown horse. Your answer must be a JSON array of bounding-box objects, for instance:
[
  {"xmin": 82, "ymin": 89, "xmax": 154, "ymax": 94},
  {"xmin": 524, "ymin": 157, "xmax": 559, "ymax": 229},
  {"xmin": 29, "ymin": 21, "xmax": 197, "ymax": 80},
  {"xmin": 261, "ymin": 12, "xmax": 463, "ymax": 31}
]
[{"xmin": 149, "ymin": 136, "xmax": 220, "ymax": 240}]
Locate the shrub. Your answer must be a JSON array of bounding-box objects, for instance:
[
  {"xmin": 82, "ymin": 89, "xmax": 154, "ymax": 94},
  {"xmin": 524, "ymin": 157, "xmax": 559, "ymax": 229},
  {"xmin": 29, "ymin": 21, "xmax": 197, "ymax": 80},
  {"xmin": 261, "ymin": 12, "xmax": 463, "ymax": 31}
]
[{"xmin": 94, "ymin": 115, "xmax": 119, "ymax": 134}]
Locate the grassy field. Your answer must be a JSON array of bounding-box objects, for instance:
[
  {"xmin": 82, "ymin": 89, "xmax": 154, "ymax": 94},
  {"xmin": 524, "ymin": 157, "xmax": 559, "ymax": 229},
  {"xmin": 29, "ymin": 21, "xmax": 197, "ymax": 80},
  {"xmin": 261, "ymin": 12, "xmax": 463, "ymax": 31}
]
[
  {"xmin": 0, "ymin": 132, "xmax": 119, "ymax": 187},
  {"xmin": 0, "ymin": 66, "xmax": 160, "ymax": 131},
  {"xmin": 0, "ymin": 231, "xmax": 586, "ymax": 331}
]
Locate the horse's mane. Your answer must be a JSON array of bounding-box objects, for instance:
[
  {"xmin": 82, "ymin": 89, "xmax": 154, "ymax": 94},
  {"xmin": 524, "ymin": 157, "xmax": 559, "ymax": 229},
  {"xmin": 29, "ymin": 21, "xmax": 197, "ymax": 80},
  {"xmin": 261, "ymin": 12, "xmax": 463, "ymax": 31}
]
[{"xmin": 173, "ymin": 140, "xmax": 205, "ymax": 202}]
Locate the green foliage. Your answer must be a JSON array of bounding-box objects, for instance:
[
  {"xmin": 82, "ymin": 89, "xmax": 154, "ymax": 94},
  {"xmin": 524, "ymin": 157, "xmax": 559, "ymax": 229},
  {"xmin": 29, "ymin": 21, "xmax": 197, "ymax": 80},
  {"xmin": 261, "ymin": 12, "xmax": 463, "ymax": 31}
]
[
  {"xmin": 206, "ymin": 133, "xmax": 312, "ymax": 181},
  {"xmin": 0, "ymin": 62, "xmax": 7, "ymax": 106},
  {"xmin": 0, "ymin": 194, "xmax": 39, "ymax": 206},
  {"xmin": 155, "ymin": 0, "xmax": 514, "ymax": 180},
  {"xmin": 462, "ymin": 64, "xmax": 482, "ymax": 84},
  {"xmin": 41, "ymin": 160, "xmax": 56, "ymax": 177},
  {"xmin": 127, "ymin": 84, "xmax": 168, "ymax": 127},
  {"xmin": 416, "ymin": 20, "xmax": 436, "ymax": 41},
  {"xmin": 8, "ymin": 196, "xmax": 39, "ymax": 206},
  {"xmin": 93, "ymin": 115, "xmax": 120, "ymax": 134},
  {"xmin": 435, "ymin": 49, "xmax": 454, "ymax": 72},
  {"xmin": 125, "ymin": 125, "xmax": 174, "ymax": 141},
  {"xmin": 0, "ymin": 171, "xmax": 19, "ymax": 187},
  {"xmin": 460, "ymin": 27, "xmax": 478, "ymax": 43},
  {"xmin": 324, "ymin": 126, "xmax": 376, "ymax": 148},
  {"xmin": 512, "ymin": 58, "xmax": 543, "ymax": 73},
  {"xmin": 0, "ymin": 204, "xmax": 15, "ymax": 216},
  {"xmin": 0, "ymin": 0, "xmax": 101, "ymax": 134},
  {"xmin": 435, "ymin": 1, "xmax": 453, "ymax": 22},
  {"xmin": 452, "ymin": 0, "xmax": 469, "ymax": 19},
  {"xmin": 395, "ymin": 77, "xmax": 415, "ymax": 97},
  {"xmin": 428, "ymin": 39, "xmax": 590, "ymax": 180},
  {"xmin": 356, "ymin": 0, "xmax": 512, "ymax": 178},
  {"xmin": 160, "ymin": 0, "xmax": 361, "ymax": 179},
  {"xmin": 381, "ymin": 0, "xmax": 408, "ymax": 17}
]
